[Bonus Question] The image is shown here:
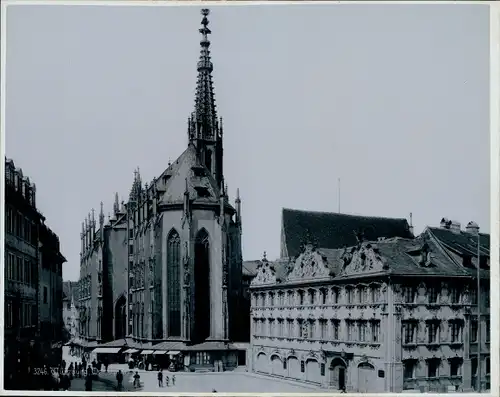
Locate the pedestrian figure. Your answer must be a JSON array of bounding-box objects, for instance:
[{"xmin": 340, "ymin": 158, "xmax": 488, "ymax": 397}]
[
  {"xmin": 116, "ymin": 370, "xmax": 124, "ymax": 391},
  {"xmin": 157, "ymin": 370, "xmax": 163, "ymax": 387},
  {"xmin": 87, "ymin": 365, "xmax": 93, "ymax": 377},
  {"xmin": 133, "ymin": 371, "xmax": 141, "ymax": 388},
  {"xmin": 85, "ymin": 374, "xmax": 92, "ymax": 391},
  {"xmin": 165, "ymin": 375, "xmax": 169, "ymax": 387},
  {"xmin": 62, "ymin": 359, "xmax": 66, "ymax": 373},
  {"xmin": 172, "ymin": 374, "xmax": 176, "ymax": 386}
]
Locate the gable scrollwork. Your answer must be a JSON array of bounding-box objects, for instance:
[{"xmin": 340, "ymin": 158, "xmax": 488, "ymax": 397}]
[
  {"xmin": 340, "ymin": 243, "xmax": 389, "ymax": 276},
  {"xmin": 287, "ymin": 244, "xmax": 330, "ymax": 281},
  {"xmin": 251, "ymin": 259, "xmax": 277, "ymax": 286}
]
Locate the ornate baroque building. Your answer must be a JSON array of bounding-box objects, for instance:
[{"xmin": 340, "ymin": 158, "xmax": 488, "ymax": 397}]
[
  {"xmin": 76, "ymin": 9, "xmax": 245, "ymax": 368},
  {"xmin": 249, "ymin": 210, "xmax": 490, "ymax": 393}
]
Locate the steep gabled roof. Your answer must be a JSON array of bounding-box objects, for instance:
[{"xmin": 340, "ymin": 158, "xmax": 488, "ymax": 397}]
[
  {"xmin": 158, "ymin": 144, "xmax": 223, "ymax": 205},
  {"xmin": 281, "ymin": 208, "xmax": 413, "ymax": 259}
]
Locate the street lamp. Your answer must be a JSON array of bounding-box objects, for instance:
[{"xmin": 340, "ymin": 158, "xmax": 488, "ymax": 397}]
[{"xmin": 476, "ymin": 231, "xmax": 481, "ymax": 393}]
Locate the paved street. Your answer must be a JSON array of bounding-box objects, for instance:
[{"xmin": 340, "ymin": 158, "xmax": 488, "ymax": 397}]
[{"xmin": 107, "ymin": 367, "xmax": 320, "ymax": 393}]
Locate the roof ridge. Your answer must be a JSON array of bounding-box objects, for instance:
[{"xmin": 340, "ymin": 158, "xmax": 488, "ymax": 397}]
[{"xmin": 282, "ymin": 207, "xmax": 408, "ymax": 222}]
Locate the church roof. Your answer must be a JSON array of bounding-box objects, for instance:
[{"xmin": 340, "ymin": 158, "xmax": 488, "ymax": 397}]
[
  {"xmin": 281, "ymin": 208, "xmax": 414, "ymax": 259},
  {"xmin": 63, "ymin": 281, "xmax": 79, "ymax": 304},
  {"xmin": 158, "ymin": 143, "xmax": 223, "ymax": 205}
]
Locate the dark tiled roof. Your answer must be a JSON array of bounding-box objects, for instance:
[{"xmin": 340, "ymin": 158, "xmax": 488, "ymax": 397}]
[
  {"xmin": 242, "ymin": 260, "xmax": 260, "ymax": 277},
  {"xmin": 426, "ymin": 227, "xmax": 490, "ymax": 278},
  {"xmin": 158, "ymin": 144, "xmax": 227, "ymax": 206},
  {"xmin": 428, "ymin": 227, "xmax": 490, "ymax": 257},
  {"xmin": 282, "ymin": 208, "xmax": 414, "ymax": 258}
]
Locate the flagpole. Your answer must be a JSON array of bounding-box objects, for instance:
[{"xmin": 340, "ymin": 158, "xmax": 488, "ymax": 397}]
[
  {"xmin": 476, "ymin": 231, "xmax": 481, "ymax": 392},
  {"xmin": 338, "ymin": 178, "xmax": 341, "ymax": 213}
]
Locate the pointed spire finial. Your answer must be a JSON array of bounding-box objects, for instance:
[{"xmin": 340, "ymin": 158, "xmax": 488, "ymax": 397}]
[
  {"xmin": 114, "ymin": 192, "xmax": 119, "ymax": 214},
  {"xmin": 236, "ymin": 188, "xmax": 240, "ymax": 200}
]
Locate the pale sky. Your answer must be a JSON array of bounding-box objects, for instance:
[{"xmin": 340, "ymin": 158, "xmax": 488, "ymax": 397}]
[{"xmin": 5, "ymin": 4, "xmax": 490, "ymax": 281}]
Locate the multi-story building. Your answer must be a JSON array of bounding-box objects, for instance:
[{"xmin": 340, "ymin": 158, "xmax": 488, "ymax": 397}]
[
  {"xmin": 63, "ymin": 281, "xmax": 79, "ymax": 339},
  {"xmin": 39, "ymin": 222, "xmax": 67, "ymax": 364},
  {"xmin": 77, "ymin": 199, "xmax": 128, "ymax": 348},
  {"xmin": 4, "ymin": 157, "xmax": 66, "ymax": 389},
  {"xmin": 249, "ymin": 211, "xmax": 490, "ymax": 393},
  {"xmin": 76, "ymin": 9, "xmax": 246, "ymax": 369}
]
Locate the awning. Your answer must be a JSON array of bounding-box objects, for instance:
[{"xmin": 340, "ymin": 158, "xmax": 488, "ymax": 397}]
[
  {"xmin": 123, "ymin": 348, "xmax": 139, "ymax": 354},
  {"xmin": 141, "ymin": 350, "xmax": 154, "ymax": 355},
  {"xmin": 92, "ymin": 347, "xmax": 121, "ymax": 354},
  {"xmin": 167, "ymin": 351, "xmax": 181, "ymax": 355},
  {"xmin": 152, "ymin": 351, "xmax": 167, "ymax": 355}
]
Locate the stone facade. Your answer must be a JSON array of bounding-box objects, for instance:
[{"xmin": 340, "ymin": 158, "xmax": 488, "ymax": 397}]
[
  {"xmin": 4, "ymin": 157, "xmax": 66, "ymax": 389},
  {"xmin": 63, "ymin": 281, "xmax": 79, "ymax": 339},
  {"xmin": 249, "ymin": 214, "xmax": 490, "ymax": 393},
  {"xmin": 75, "ymin": 9, "xmax": 246, "ymax": 369}
]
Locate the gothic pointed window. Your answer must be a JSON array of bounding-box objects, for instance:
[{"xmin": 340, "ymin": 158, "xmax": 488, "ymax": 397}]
[{"xmin": 167, "ymin": 229, "xmax": 181, "ymax": 337}]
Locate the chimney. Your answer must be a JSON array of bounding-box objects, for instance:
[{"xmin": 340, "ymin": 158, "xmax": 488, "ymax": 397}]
[
  {"xmin": 449, "ymin": 220, "xmax": 461, "ymax": 232},
  {"xmin": 465, "ymin": 221, "xmax": 480, "ymax": 235},
  {"xmin": 440, "ymin": 217, "xmax": 451, "ymax": 229}
]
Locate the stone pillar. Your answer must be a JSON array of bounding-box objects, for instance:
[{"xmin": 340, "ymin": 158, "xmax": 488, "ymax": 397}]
[{"xmin": 463, "ymin": 309, "xmax": 473, "ymax": 391}]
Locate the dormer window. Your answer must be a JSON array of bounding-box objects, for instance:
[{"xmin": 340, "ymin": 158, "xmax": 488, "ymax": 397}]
[
  {"xmin": 194, "ymin": 186, "xmax": 211, "ymax": 198},
  {"xmin": 163, "ymin": 175, "xmax": 171, "ymax": 184},
  {"xmin": 191, "ymin": 166, "xmax": 206, "ymax": 177}
]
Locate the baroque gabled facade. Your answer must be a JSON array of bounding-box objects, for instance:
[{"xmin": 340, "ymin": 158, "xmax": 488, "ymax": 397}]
[
  {"xmin": 249, "ymin": 213, "xmax": 490, "ymax": 393},
  {"xmin": 76, "ymin": 9, "xmax": 245, "ymax": 369}
]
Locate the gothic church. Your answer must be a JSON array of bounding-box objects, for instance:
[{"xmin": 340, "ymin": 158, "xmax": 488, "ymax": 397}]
[{"xmin": 77, "ymin": 9, "xmax": 245, "ymax": 369}]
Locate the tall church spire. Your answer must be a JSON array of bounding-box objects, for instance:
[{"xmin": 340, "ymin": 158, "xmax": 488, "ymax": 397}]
[
  {"xmin": 188, "ymin": 9, "xmax": 219, "ymax": 143},
  {"xmin": 188, "ymin": 9, "xmax": 224, "ymax": 190}
]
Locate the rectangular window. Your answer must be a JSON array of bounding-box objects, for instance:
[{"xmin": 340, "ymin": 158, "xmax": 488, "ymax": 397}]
[
  {"xmin": 358, "ymin": 286, "xmax": 366, "ymax": 303},
  {"xmin": 403, "ymin": 321, "xmax": 417, "ymax": 344},
  {"xmin": 128, "ymin": 244, "xmax": 134, "ymax": 255},
  {"xmin": 43, "ymin": 286, "xmax": 48, "ymax": 304},
  {"xmin": 358, "ymin": 320, "xmax": 367, "ymax": 342},
  {"xmin": 287, "ymin": 319, "xmax": 293, "ymax": 338},
  {"xmin": 298, "ymin": 319, "xmax": 305, "ymax": 338},
  {"xmin": 129, "ymin": 228, "xmax": 134, "ymax": 239},
  {"xmin": 371, "ymin": 320, "xmax": 381, "ymax": 342},
  {"xmin": 298, "ymin": 290, "xmax": 304, "ymax": 305},
  {"xmin": 321, "ymin": 363, "xmax": 325, "ymax": 376},
  {"xmin": 404, "ymin": 286, "xmax": 416, "ymax": 303},
  {"xmin": 427, "ymin": 359, "xmax": 439, "ymax": 378},
  {"xmin": 320, "ymin": 319, "xmax": 327, "ymax": 340},
  {"xmin": 17, "ymin": 257, "xmax": 23, "ymax": 282},
  {"xmin": 485, "ymin": 319, "xmax": 490, "ymax": 342},
  {"xmin": 428, "ymin": 286, "xmax": 439, "ymax": 304},
  {"xmin": 287, "ymin": 291, "xmax": 293, "ymax": 306},
  {"xmin": 450, "ymin": 359, "xmax": 462, "ymax": 376},
  {"xmin": 403, "ymin": 360, "xmax": 415, "ymax": 380},
  {"xmin": 427, "ymin": 322, "xmax": 439, "ymax": 343},
  {"xmin": 450, "ymin": 288, "xmax": 460, "ymax": 304},
  {"xmin": 470, "ymin": 320, "xmax": 478, "ymax": 342},
  {"xmin": 331, "ymin": 288, "xmax": 339, "ymax": 304},
  {"xmin": 450, "ymin": 321, "xmax": 462, "ymax": 343},
  {"xmin": 6, "ymin": 207, "xmax": 12, "ymax": 234},
  {"xmin": 269, "ymin": 292, "xmax": 275, "ymax": 306},
  {"xmin": 309, "ymin": 290, "xmax": 315, "ymax": 305},
  {"xmin": 300, "ymin": 360, "xmax": 305, "ymax": 373},
  {"xmin": 332, "ymin": 320, "xmax": 340, "ymax": 340},
  {"xmin": 24, "ymin": 259, "xmax": 30, "ymax": 284},
  {"xmin": 346, "ymin": 320, "xmax": 354, "ymax": 341},
  {"xmin": 320, "ymin": 289, "xmax": 327, "ymax": 304},
  {"xmin": 278, "ymin": 292, "xmax": 284, "ymax": 306},
  {"xmin": 347, "ymin": 288, "xmax": 354, "ymax": 304},
  {"xmin": 268, "ymin": 319, "xmax": 275, "ymax": 337},
  {"xmin": 277, "ymin": 319, "xmax": 284, "ymax": 337},
  {"xmin": 486, "ymin": 357, "xmax": 490, "ymax": 374},
  {"xmin": 370, "ymin": 286, "xmax": 379, "ymax": 303}
]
